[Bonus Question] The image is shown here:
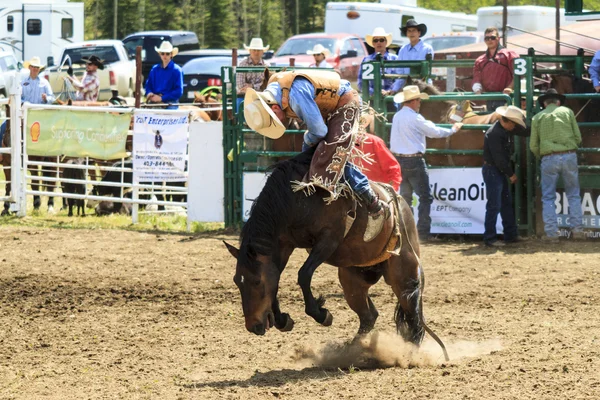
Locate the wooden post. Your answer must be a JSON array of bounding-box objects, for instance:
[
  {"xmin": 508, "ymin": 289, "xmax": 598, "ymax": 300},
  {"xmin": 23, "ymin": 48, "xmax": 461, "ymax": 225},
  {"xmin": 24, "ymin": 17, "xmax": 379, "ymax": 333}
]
[{"xmin": 135, "ymin": 46, "xmax": 142, "ymax": 108}]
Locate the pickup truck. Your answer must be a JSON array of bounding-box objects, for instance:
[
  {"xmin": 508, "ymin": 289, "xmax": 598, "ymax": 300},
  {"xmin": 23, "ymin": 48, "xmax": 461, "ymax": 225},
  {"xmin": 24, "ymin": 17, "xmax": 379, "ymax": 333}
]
[{"xmin": 44, "ymin": 40, "xmax": 136, "ymax": 101}]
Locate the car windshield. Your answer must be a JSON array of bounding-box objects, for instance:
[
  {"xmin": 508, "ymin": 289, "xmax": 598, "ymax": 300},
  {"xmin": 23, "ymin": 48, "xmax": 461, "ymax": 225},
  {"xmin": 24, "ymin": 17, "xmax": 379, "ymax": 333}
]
[
  {"xmin": 182, "ymin": 57, "xmax": 232, "ymax": 75},
  {"xmin": 422, "ymin": 36, "xmax": 478, "ymax": 51},
  {"xmin": 61, "ymin": 46, "xmax": 120, "ymax": 65},
  {"xmin": 0, "ymin": 54, "xmax": 19, "ymax": 72},
  {"xmin": 275, "ymin": 38, "xmax": 337, "ymax": 57}
]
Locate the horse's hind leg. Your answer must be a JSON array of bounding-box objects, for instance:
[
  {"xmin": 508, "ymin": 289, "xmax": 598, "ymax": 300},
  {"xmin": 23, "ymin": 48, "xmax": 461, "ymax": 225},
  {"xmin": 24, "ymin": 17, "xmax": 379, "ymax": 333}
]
[
  {"xmin": 383, "ymin": 254, "xmax": 425, "ymax": 345},
  {"xmin": 338, "ymin": 266, "xmax": 384, "ymax": 337}
]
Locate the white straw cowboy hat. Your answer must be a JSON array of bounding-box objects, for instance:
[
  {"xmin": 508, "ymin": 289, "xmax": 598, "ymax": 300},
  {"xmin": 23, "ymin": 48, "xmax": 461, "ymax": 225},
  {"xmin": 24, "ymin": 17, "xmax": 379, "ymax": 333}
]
[
  {"xmin": 243, "ymin": 38, "xmax": 270, "ymax": 52},
  {"xmin": 365, "ymin": 27, "xmax": 393, "ymax": 47},
  {"xmin": 495, "ymin": 105, "xmax": 526, "ymax": 128},
  {"xmin": 154, "ymin": 41, "xmax": 179, "ymax": 56},
  {"xmin": 24, "ymin": 56, "xmax": 45, "ymax": 71},
  {"xmin": 244, "ymin": 88, "xmax": 285, "ymax": 139},
  {"xmin": 307, "ymin": 44, "xmax": 330, "ymax": 56},
  {"xmin": 393, "ymin": 85, "xmax": 430, "ymax": 103}
]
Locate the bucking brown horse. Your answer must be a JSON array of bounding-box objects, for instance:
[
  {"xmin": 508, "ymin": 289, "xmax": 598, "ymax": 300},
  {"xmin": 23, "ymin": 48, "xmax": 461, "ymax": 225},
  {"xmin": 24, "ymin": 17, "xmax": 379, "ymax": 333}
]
[{"xmin": 224, "ymin": 149, "xmax": 449, "ymax": 361}]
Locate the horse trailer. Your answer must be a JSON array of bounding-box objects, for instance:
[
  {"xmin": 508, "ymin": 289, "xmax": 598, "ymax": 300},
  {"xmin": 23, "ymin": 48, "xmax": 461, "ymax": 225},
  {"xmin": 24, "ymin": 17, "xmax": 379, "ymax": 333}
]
[
  {"xmin": 324, "ymin": 1, "xmax": 477, "ymax": 48},
  {"xmin": 0, "ymin": 0, "xmax": 84, "ymax": 64}
]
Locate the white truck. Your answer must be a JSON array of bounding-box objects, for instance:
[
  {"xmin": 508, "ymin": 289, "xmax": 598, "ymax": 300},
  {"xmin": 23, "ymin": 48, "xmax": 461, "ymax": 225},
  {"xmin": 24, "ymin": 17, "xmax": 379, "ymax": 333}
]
[
  {"xmin": 0, "ymin": 0, "xmax": 84, "ymax": 64},
  {"xmin": 324, "ymin": 1, "xmax": 477, "ymax": 48},
  {"xmin": 43, "ymin": 40, "xmax": 137, "ymax": 101}
]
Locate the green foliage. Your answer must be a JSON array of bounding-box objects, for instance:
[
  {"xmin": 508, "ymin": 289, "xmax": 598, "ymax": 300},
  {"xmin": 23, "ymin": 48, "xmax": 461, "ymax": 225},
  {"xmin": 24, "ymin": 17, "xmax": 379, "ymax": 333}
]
[{"xmin": 81, "ymin": 0, "xmax": 600, "ymax": 50}]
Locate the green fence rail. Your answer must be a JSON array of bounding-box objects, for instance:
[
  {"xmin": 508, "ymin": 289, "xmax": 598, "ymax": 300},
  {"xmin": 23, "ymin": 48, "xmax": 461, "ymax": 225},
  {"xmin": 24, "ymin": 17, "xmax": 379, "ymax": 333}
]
[{"xmin": 223, "ymin": 54, "xmax": 600, "ymax": 233}]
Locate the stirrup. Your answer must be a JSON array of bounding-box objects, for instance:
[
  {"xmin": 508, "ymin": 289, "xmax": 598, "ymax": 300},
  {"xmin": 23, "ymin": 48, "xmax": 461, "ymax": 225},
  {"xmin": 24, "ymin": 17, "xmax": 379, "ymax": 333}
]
[{"xmin": 364, "ymin": 201, "xmax": 390, "ymax": 242}]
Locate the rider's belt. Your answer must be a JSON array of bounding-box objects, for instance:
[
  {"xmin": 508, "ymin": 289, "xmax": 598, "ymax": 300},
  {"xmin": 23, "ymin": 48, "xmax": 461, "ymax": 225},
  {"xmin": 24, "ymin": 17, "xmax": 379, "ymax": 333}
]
[
  {"xmin": 544, "ymin": 150, "xmax": 576, "ymax": 157},
  {"xmin": 393, "ymin": 152, "xmax": 424, "ymax": 158}
]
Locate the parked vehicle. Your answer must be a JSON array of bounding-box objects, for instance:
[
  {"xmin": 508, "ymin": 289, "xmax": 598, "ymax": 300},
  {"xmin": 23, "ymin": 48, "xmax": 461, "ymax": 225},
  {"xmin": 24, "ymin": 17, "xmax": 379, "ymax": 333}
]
[
  {"xmin": 174, "ymin": 49, "xmax": 250, "ymax": 68},
  {"xmin": 0, "ymin": 49, "xmax": 29, "ymax": 98},
  {"xmin": 44, "ymin": 40, "xmax": 137, "ymax": 101},
  {"xmin": 423, "ymin": 32, "xmax": 485, "ymax": 52},
  {"xmin": 122, "ymin": 31, "xmax": 200, "ymax": 83},
  {"xmin": 325, "ymin": 1, "xmax": 477, "ymax": 48},
  {"xmin": 0, "ymin": 0, "xmax": 84, "ymax": 66},
  {"xmin": 268, "ymin": 33, "xmax": 368, "ymax": 82},
  {"xmin": 477, "ymin": 6, "xmax": 575, "ymax": 35},
  {"xmin": 180, "ymin": 56, "xmax": 233, "ymax": 103}
]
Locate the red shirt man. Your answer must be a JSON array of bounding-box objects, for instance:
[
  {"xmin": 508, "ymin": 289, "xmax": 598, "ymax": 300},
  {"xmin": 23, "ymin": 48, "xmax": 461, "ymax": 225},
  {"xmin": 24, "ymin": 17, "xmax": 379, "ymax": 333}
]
[
  {"xmin": 355, "ymin": 134, "xmax": 402, "ymax": 192},
  {"xmin": 472, "ymin": 27, "xmax": 519, "ymax": 94}
]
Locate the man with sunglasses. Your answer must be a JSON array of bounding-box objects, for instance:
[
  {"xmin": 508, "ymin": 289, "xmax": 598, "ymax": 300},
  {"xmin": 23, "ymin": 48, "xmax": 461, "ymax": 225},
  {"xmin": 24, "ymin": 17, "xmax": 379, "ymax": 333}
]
[
  {"xmin": 145, "ymin": 41, "xmax": 183, "ymax": 109},
  {"xmin": 472, "ymin": 27, "xmax": 519, "ymax": 112},
  {"xmin": 358, "ymin": 27, "xmax": 400, "ymax": 97}
]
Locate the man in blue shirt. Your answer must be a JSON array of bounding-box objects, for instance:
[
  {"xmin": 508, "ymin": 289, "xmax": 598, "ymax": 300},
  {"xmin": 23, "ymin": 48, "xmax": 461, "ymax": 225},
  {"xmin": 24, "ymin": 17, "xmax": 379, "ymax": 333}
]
[
  {"xmin": 358, "ymin": 27, "xmax": 400, "ymax": 96},
  {"xmin": 145, "ymin": 41, "xmax": 183, "ymax": 109},
  {"xmin": 390, "ymin": 85, "xmax": 462, "ymax": 241},
  {"xmin": 21, "ymin": 56, "xmax": 55, "ymax": 105},
  {"xmin": 397, "ymin": 20, "xmax": 434, "ymax": 90},
  {"xmin": 244, "ymin": 70, "xmax": 390, "ymax": 241},
  {"xmin": 590, "ymin": 50, "xmax": 600, "ymax": 93}
]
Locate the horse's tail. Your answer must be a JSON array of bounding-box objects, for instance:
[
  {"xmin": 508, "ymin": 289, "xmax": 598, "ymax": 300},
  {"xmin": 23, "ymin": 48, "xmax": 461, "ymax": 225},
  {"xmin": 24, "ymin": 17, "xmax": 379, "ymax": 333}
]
[{"xmin": 418, "ymin": 266, "xmax": 450, "ymax": 362}]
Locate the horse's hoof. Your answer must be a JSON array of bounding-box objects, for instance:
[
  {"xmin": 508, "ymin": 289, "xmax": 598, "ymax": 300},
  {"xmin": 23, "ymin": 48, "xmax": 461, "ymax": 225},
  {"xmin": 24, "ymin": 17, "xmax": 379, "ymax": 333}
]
[
  {"xmin": 277, "ymin": 313, "xmax": 295, "ymax": 332},
  {"xmin": 321, "ymin": 310, "xmax": 333, "ymax": 327}
]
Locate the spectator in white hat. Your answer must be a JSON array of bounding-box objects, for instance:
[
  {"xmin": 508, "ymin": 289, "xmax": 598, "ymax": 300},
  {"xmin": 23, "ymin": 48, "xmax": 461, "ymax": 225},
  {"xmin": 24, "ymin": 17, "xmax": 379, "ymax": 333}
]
[
  {"xmin": 22, "ymin": 56, "xmax": 55, "ymax": 104},
  {"xmin": 307, "ymin": 44, "xmax": 332, "ymax": 68},
  {"xmin": 145, "ymin": 41, "xmax": 183, "ymax": 109},
  {"xmin": 236, "ymin": 38, "xmax": 270, "ymax": 99},
  {"xmin": 358, "ymin": 27, "xmax": 400, "ymax": 97}
]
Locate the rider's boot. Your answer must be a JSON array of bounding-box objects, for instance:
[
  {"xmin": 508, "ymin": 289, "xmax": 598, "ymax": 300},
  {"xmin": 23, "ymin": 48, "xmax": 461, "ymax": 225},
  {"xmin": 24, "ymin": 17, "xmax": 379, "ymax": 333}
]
[{"xmin": 358, "ymin": 187, "xmax": 390, "ymax": 242}]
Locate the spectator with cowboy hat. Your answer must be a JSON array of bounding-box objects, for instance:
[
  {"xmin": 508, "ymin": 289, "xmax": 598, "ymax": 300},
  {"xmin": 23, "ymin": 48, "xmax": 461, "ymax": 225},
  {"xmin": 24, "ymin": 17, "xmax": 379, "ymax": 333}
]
[
  {"xmin": 236, "ymin": 38, "xmax": 270, "ymax": 98},
  {"xmin": 67, "ymin": 55, "xmax": 104, "ymax": 102},
  {"xmin": 397, "ymin": 19, "xmax": 434, "ymax": 90},
  {"xmin": 482, "ymin": 105, "xmax": 529, "ymax": 247},
  {"xmin": 307, "ymin": 44, "xmax": 332, "ymax": 68},
  {"xmin": 530, "ymin": 89, "xmax": 584, "ymax": 241},
  {"xmin": 145, "ymin": 41, "xmax": 183, "ymax": 109},
  {"xmin": 358, "ymin": 27, "xmax": 400, "ymax": 97},
  {"xmin": 21, "ymin": 56, "xmax": 55, "ymax": 104},
  {"xmin": 390, "ymin": 85, "xmax": 462, "ymax": 242}
]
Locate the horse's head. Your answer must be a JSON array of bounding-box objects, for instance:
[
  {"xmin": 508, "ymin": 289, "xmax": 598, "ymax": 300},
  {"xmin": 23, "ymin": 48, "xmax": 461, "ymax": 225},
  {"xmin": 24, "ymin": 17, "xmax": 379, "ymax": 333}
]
[{"xmin": 224, "ymin": 241, "xmax": 281, "ymax": 335}]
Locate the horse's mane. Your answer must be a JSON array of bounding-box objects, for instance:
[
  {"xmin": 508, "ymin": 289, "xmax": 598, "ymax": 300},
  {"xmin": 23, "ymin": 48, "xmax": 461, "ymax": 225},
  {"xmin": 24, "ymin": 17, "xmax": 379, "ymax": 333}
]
[
  {"xmin": 239, "ymin": 148, "xmax": 314, "ymax": 267},
  {"xmin": 406, "ymin": 77, "xmax": 443, "ymax": 95}
]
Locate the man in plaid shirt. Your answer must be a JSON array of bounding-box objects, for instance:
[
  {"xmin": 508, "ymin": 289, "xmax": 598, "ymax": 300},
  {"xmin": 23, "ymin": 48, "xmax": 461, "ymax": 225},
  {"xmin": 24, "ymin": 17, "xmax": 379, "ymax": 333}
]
[
  {"xmin": 68, "ymin": 55, "xmax": 103, "ymax": 102},
  {"xmin": 236, "ymin": 38, "xmax": 270, "ymax": 98},
  {"xmin": 530, "ymin": 89, "xmax": 584, "ymax": 241}
]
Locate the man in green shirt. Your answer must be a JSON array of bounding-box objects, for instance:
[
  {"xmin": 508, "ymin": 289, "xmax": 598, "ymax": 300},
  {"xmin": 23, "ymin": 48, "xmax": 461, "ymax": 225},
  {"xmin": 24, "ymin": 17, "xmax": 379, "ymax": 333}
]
[{"xmin": 531, "ymin": 89, "xmax": 584, "ymax": 241}]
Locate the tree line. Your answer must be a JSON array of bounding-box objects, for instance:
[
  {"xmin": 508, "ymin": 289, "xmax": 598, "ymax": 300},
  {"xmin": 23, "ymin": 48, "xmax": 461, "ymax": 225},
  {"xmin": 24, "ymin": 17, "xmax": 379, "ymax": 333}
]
[{"xmin": 82, "ymin": 0, "xmax": 600, "ymax": 51}]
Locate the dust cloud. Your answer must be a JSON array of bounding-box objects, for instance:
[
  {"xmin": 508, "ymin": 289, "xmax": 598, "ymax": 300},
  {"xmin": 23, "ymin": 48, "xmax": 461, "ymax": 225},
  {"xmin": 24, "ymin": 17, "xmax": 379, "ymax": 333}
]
[{"xmin": 292, "ymin": 331, "xmax": 503, "ymax": 369}]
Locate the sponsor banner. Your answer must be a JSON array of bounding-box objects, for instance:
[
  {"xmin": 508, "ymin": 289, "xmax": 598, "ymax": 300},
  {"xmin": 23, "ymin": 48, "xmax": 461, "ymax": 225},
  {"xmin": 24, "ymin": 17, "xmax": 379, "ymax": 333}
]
[
  {"xmin": 555, "ymin": 188, "xmax": 600, "ymax": 240},
  {"xmin": 26, "ymin": 109, "xmax": 129, "ymax": 159},
  {"xmin": 133, "ymin": 112, "xmax": 188, "ymax": 182},
  {"xmin": 416, "ymin": 168, "xmax": 501, "ymax": 235},
  {"xmin": 243, "ymin": 172, "xmax": 269, "ymax": 221}
]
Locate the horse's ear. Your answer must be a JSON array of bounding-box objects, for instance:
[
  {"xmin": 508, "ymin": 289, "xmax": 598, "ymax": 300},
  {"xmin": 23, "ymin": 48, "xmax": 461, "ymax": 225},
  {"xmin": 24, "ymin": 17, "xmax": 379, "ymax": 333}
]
[
  {"xmin": 406, "ymin": 76, "xmax": 413, "ymax": 85},
  {"xmin": 223, "ymin": 241, "xmax": 239, "ymax": 259}
]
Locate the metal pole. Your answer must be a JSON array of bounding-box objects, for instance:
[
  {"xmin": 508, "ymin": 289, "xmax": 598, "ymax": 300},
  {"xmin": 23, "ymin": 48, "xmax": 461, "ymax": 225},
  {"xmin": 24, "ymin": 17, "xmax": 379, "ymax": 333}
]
[
  {"xmin": 135, "ymin": 46, "xmax": 142, "ymax": 108},
  {"xmin": 502, "ymin": 0, "xmax": 508, "ymax": 48}
]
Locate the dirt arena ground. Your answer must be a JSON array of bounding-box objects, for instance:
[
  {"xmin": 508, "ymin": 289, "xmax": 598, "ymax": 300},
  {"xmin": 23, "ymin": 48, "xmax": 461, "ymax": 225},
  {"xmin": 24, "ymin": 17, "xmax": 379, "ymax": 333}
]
[{"xmin": 0, "ymin": 226, "xmax": 598, "ymax": 399}]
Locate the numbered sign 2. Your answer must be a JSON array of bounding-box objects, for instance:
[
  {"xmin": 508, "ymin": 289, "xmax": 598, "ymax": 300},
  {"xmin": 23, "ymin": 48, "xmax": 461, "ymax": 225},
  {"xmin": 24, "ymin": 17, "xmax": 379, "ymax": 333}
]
[
  {"xmin": 514, "ymin": 58, "xmax": 528, "ymax": 76},
  {"xmin": 362, "ymin": 63, "xmax": 375, "ymax": 80}
]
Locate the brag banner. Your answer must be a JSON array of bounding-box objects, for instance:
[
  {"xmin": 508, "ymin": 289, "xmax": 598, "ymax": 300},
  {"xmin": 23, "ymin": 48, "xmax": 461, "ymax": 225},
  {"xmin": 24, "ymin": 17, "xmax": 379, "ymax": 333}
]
[{"xmin": 26, "ymin": 109, "xmax": 130, "ymax": 159}]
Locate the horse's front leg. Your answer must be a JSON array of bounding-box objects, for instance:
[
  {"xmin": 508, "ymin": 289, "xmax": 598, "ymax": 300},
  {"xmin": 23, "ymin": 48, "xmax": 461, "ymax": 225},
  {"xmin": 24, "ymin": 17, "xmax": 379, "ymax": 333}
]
[
  {"xmin": 298, "ymin": 233, "xmax": 340, "ymax": 326},
  {"xmin": 273, "ymin": 243, "xmax": 294, "ymax": 332}
]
